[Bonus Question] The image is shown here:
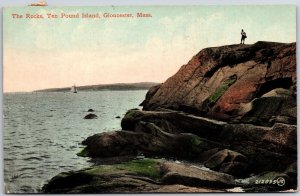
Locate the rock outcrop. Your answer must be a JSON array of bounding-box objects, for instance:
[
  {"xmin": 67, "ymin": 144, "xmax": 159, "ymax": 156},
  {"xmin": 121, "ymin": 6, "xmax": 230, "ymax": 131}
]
[
  {"xmin": 82, "ymin": 109, "xmax": 296, "ymax": 176},
  {"xmin": 82, "ymin": 121, "xmax": 219, "ymax": 159},
  {"xmin": 141, "ymin": 42, "xmax": 296, "ymax": 122},
  {"xmin": 43, "ymin": 159, "xmax": 238, "ymax": 193},
  {"xmin": 44, "ymin": 42, "xmax": 297, "ymax": 193}
]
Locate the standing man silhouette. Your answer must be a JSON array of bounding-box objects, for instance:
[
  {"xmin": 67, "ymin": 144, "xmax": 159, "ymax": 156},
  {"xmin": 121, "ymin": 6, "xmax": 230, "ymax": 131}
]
[{"xmin": 241, "ymin": 29, "xmax": 247, "ymax": 44}]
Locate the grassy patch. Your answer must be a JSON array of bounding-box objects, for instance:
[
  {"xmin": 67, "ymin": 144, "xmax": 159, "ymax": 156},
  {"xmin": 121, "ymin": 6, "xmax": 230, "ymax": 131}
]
[
  {"xmin": 120, "ymin": 159, "xmax": 161, "ymax": 178},
  {"xmin": 77, "ymin": 147, "xmax": 89, "ymax": 157},
  {"xmin": 84, "ymin": 159, "xmax": 161, "ymax": 179},
  {"xmin": 208, "ymin": 75, "xmax": 237, "ymax": 105}
]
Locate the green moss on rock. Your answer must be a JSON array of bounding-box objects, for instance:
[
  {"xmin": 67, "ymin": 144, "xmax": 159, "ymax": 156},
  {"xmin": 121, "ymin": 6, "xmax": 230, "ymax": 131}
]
[
  {"xmin": 85, "ymin": 159, "xmax": 161, "ymax": 179},
  {"xmin": 77, "ymin": 147, "xmax": 89, "ymax": 157},
  {"xmin": 120, "ymin": 159, "xmax": 161, "ymax": 178},
  {"xmin": 192, "ymin": 136, "xmax": 202, "ymax": 146},
  {"xmin": 191, "ymin": 136, "xmax": 204, "ymax": 153},
  {"xmin": 208, "ymin": 75, "xmax": 237, "ymax": 105}
]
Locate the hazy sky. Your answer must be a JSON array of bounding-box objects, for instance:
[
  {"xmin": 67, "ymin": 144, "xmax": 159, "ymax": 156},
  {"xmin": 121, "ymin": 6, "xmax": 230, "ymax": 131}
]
[{"xmin": 3, "ymin": 5, "xmax": 296, "ymax": 92}]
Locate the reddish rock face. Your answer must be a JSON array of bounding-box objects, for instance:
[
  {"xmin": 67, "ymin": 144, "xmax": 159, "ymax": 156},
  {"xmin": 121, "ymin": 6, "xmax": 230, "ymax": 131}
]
[{"xmin": 142, "ymin": 41, "xmax": 296, "ymax": 120}]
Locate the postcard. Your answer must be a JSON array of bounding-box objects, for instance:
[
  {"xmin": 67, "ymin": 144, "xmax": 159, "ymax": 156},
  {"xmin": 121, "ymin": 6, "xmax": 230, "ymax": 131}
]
[{"xmin": 3, "ymin": 4, "xmax": 296, "ymax": 193}]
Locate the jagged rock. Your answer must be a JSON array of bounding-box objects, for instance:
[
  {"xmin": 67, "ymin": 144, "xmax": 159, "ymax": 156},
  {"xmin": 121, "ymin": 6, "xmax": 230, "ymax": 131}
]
[
  {"xmin": 142, "ymin": 42, "xmax": 296, "ymax": 122},
  {"xmin": 84, "ymin": 113, "xmax": 97, "ymax": 119}
]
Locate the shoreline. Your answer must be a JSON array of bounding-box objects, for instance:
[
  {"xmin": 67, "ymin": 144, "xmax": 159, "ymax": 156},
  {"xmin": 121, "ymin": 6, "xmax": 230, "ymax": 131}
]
[
  {"xmin": 42, "ymin": 42, "xmax": 297, "ymax": 193},
  {"xmin": 42, "ymin": 109, "xmax": 297, "ymax": 193}
]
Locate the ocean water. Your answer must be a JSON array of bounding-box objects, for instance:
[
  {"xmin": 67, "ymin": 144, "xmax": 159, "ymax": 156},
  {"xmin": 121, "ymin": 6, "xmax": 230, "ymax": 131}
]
[{"xmin": 3, "ymin": 90, "xmax": 147, "ymax": 193}]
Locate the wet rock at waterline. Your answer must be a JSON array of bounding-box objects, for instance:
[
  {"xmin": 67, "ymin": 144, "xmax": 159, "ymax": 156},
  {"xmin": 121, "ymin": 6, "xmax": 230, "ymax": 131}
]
[{"xmin": 83, "ymin": 113, "xmax": 98, "ymax": 119}]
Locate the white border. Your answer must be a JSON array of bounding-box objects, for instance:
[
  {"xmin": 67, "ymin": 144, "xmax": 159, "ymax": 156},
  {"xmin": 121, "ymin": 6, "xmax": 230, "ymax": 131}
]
[{"xmin": 0, "ymin": 1, "xmax": 299, "ymax": 196}]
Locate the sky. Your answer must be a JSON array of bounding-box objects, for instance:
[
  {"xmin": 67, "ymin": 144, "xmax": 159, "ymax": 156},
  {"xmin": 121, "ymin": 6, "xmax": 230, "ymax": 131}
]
[{"xmin": 3, "ymin": 5, "xmax": 296, "ymax": 92}]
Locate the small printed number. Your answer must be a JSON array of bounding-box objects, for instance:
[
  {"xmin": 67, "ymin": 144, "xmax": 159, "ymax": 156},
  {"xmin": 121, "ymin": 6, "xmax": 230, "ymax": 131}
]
[{"xmin": 255, "ymin": 178, "xmax": 285, "ymax": 186}]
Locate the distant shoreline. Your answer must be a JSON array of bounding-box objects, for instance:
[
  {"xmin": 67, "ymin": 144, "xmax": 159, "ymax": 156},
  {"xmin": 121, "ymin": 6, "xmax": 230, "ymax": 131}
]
[
  {"xmin": 32, "ymin": 82, "xmax": 160, "ymax": 93},
  {"xmin": 4, "ymin": 89, "xmax": 152, "ymax": 94}
]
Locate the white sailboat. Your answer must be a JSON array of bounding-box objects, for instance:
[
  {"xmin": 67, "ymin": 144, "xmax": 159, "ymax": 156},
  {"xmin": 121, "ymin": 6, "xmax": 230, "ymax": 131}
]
[{"xmin": 71, "ymin": 84, "xmax": 78, "ymax": 93}]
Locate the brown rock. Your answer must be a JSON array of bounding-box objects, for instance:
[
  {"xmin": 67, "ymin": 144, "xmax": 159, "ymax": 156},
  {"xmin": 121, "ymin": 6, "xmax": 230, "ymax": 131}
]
[
  {"xmin": 43, "ymin": 159, "xmax": 238, "ymax": 193},
  {"xmin": 82, "ymin": 120, "xmax": 220, "ymax": 159},
  {"xmin": 204, "ymin": 149, "xmax": 230, "ymax": 169},
  {"xmin": 261, "ymin": 123, "xmax": 297, "ymax": 151},
  {"xmin": 240, "ymin": 89, "xmax": 296, "ymax": 126},
  {"xmin": 204, "ymin": 149, "xmax": 248, "ymax": 177},
  {"xmin": 142, "ymin": 42, "xmax": 296, "ymax": 121},
  {"xmin": 120, "ymin": 109, "xmax": 296, "ymax": 174},
  {"xmin": 160, "ymin": 161, "xmax": 237, "ymax": 188},
  {"xmin": 153, "ymin": 185, "xmax": 223, "ymax": 192},
  {"xmin": 219, "ymin": 162, "xmax": 248, "ymax": 177},
  {"xmin": 84, "ymin": 113, "xmax": 97, "ymax": 119}
]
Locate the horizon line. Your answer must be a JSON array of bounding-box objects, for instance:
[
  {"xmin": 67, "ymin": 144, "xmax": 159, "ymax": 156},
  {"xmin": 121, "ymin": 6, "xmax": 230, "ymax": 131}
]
[{"xmin": 4, "ymin": 81, "xmax": 161, "ymax": 93}]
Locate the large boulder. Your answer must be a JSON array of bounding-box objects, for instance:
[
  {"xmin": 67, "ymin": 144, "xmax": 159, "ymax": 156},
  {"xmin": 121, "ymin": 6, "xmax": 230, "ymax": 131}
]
[
  {"xmin": 204, "ymin": 149, "xmax": 248, "ymax": 177},
  {"xmin": 82, "ymin": 121, "xmax": 220, "ymax": 159},
  {"xmin": 43, "ymin": 159, "xmax": 238, "ymax": 193}
]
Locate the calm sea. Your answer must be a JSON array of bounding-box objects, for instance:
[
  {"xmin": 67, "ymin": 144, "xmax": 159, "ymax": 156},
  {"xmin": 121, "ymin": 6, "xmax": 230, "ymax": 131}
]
[{"xmin": 3, "ymin": 90, "xmax": 147, "ymax": 193}]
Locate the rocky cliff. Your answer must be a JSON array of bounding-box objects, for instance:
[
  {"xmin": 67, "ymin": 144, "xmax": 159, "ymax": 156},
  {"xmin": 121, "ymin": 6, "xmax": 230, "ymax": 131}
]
[
  {"xmin": 142, "ymin": 41, "xmax": 296, "ymax": 124},
  {"xmin": 43, "ymin": 42, "xmax": 297, "ymax": 193}
]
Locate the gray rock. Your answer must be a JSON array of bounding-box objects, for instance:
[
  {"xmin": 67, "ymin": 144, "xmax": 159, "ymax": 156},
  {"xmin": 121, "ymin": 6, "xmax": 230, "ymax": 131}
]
[{"xmin": 84, "ymin": 113, "xmax": 97, "ymax": 119}]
